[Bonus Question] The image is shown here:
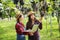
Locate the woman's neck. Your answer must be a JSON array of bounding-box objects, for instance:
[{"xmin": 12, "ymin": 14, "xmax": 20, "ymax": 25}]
[{"xmin": 19, "ymin": 20, "xmax": 23, "ymax": 23}]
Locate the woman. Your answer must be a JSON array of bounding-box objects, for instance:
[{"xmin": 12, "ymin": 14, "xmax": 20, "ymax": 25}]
[
  {"xmin": 26, "ymin": 11, "xmax": 42, "ymax": 40},
  {"xmin": 15, "ymin": 11, "xmax": 33, "ymax": 40}
]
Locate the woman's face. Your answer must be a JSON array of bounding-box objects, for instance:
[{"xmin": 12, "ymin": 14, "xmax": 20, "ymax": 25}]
[{"xmin": 31, "ymin": 14, "xmax": 35, "ymax": 20}]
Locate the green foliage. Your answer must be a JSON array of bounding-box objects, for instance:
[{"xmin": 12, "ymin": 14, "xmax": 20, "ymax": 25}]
[
  {"xmin": 0, "ymin": 17, "xmax": 60, "ymax": 40},
  {"xmin": 0, "ymin": 0, "xmax": 60, "ymax": 18},
  {"xmin": 48, "ymin": 4, "xmax": 54, "ymax": 14},
  {"xmin": 1, "ymin": 0, "xmax": 15, "ymax": 18}
]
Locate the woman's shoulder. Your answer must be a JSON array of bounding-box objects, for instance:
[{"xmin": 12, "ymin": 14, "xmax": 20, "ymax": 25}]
[
  {"xmin": 16, "ymin": 23, "xmax": 24, "ymax": 28},
  {"xmin": 35, "ymin": 19, "xmax": 40, "ymax": 24},
  {"xmin": 15, "ymin": 23, "xmax": 19, "ymax": 26},
  {"xmin": 15, "ymin": 22, "xmax": 22, "ymax": 27},
  {"xmin": 35, "ymin": 19, "xmax": 42, "ymax": 24}
]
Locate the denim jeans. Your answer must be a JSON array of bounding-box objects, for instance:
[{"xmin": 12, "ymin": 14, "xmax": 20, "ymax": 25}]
[{"xmin": 17, "ymin": 34, "xmax": 25, "ymax": 40}]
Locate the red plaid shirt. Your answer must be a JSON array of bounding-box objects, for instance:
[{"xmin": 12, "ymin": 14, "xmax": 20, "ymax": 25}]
[{"xmin": 15, "ymin": 22, "xmax": 29, "ymax": 35}]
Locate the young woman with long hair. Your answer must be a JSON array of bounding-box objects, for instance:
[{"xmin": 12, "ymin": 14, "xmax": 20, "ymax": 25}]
[
  {"xmin": 26, "ymin": 11, "xmax": 42, "ymax": 40},
  {"xmin": 15, "ymin": 11, "xmax": 33, "ymax": 40}
]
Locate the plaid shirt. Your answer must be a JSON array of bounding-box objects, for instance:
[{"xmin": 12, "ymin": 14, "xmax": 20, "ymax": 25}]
[{"xmin": 15, "ymin": 22, "xmax": 29, "ymax": 35}]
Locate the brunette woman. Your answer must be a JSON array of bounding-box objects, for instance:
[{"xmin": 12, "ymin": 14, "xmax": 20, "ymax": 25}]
[
  {"xmin": 26, "ymin": 11, "xmax": 42, "ymax": 40},
  {"xmin": 15, "ymin": 11, "xmax": 33, "ymax": 40}
]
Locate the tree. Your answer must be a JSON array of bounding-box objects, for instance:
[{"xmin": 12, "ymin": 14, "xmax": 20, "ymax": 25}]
[{"xmin": 1, "ymin": 0, "xmax": 15, "ymax": 19}]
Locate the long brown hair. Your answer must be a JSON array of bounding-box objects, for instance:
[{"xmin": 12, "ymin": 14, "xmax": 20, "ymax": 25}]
[{"xmin": 28, "ymin": 11, "xmax": 36, "ymax": 23}]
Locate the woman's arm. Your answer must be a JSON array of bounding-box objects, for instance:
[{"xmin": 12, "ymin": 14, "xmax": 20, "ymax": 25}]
[
  {"xmin": 26, "ymin": 22, "xmax": 34, "ymax": 35},
  {"xmin": 16, "ymin": 23, "xmax": 33, "ymax": 35},
  {"xmin": 15, "ymin": 23, "xmax": 24, "ymax": 34},
  {"xmin": 38, "ymin": 22, "xmax": 42, "ymax": 30},
  {"xmin": 35, "ymin": 19, "xmax": 42, "ymax": 30}
]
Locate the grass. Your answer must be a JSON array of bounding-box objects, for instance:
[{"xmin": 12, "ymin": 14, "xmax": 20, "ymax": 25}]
[{"xmin": 0, "ymin": 17, "xmax": 60, "ymax": 40}]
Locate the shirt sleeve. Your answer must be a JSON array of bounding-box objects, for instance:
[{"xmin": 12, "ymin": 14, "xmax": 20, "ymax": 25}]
[
  {"xmin": 16, "ymin": 23, "xmax": 24, "ymax": 34},
  {"xmin": 16, "ymin": 23, "xmax": 30, "ymax": 35},
  {"xmin": 38, "ymin": 22, "xmax": 42, "ymax": 30},
  {"xmin": 35, "ymin": 20, "xmax": 42, "ymax": 30}
]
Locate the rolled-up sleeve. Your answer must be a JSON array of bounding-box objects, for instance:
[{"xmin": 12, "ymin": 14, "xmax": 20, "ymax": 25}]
[
  {"xmin": 38, "ymin": 22, "xmax": 42, "ymax": 30},
  {"xmin": 35, "ymin": 20, "xmax": 42, "ymax": 30},
  {"xmin": 15, "ymin": 23, "xmax": 30, "ymax": 35},
  {"xmin": 15, "ymin": 23, "xmax": 24, "ymax": 34}
]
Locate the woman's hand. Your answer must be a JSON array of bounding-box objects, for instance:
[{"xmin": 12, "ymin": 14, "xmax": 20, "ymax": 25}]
[
  {"xmin": 25, "ymin": 29, "xmax": 34, "ymax": 36},
  {"xmin": 26, "ymin": 29, "xmax": 34, "ymax": 36},
  {"xmin": 29, "ymin": 32, "xmax": 34, "ymax": 36},
  {"xmin": 28, "ymin": 29, "xmax": 34, "ymax": 36}
]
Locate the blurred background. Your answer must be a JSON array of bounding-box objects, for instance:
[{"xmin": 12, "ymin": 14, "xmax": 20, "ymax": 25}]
[{"xmin": 0, "ymin": 0, "xmax": 60, "ymax": 40}]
